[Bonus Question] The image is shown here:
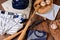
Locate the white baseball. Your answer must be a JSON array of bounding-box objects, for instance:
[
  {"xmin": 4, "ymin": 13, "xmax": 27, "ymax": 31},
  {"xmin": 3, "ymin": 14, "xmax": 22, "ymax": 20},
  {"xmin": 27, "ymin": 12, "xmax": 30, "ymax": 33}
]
[
  {"xmin": 51, "ymin": 24, "xmax": 57, "ymax": 30},
  {"xmin": 41, "ymin": 1, "xmax": 46, "ymax": 7}
]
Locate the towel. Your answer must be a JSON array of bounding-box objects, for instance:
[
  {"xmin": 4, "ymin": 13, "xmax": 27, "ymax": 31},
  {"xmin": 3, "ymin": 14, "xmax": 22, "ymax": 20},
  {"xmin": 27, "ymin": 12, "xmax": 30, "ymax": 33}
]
[
  {"xmin": 0, "ymin": 10, "xmax": 26, "ymax": 35},
  {"xmin": 1, "ymin": 0, "xmax": 32, "ymax": 19}
]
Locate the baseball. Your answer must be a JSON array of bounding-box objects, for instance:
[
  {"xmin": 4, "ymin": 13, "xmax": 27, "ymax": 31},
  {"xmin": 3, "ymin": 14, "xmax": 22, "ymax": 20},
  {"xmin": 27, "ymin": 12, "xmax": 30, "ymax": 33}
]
[
  {"xmin": 51, "ymin": 24, "xmax": 57, "ymax": 30},
  {"xmin": 40, "ymin": 1, "xmax": 46, "ymax": 7},
  {"xmin": 46, "ymin": 0, "xmax": 51, "ymax": 5}
]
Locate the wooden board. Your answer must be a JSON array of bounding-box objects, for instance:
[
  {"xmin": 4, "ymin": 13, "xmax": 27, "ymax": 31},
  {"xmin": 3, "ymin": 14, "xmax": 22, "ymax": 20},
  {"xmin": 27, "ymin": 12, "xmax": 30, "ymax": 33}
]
[{"xmin": 0, "ymin": 0, "xmax": 60, "ymax": 40}]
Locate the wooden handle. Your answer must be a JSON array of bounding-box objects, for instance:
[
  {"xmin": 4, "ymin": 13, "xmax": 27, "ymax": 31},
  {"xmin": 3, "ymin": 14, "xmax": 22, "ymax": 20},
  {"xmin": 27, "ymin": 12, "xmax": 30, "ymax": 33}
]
[
  {"xmin": 18, "ymin": 13, "xmax": 35, "ymax": 40},
  {"xmin": 17, "ymin": 5, "xmax": 40, "ymax": 40},
  {"xmin": 4, "ymin": 30, "xmax": 22, "ymax": 40}
]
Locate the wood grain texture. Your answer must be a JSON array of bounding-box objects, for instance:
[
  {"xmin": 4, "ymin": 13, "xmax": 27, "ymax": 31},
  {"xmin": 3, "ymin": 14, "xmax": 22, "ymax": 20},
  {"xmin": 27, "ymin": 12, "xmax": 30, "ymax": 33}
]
[
  {"xmin": 49, "ymin": 20, "xmax": 60, "ymax": 40},
  {"xmin": 0, "ymin": 0, "xmax": 60, "ymax": 40},
  {"xmin": 4, "ymin": 30, "xmax": 22, "ymax": 40}
]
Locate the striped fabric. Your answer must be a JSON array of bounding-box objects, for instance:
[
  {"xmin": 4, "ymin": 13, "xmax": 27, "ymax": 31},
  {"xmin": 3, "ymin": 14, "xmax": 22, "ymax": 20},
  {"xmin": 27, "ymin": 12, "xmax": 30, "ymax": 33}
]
[{"xmin": 0, "ymin": 10, "xmax": 26, "ymax": 35}]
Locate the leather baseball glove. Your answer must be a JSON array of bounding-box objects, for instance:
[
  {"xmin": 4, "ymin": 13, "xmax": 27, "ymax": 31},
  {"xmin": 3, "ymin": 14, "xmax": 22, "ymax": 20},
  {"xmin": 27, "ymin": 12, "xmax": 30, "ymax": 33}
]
[{"xmin": 34, "ymin": 0, "xmax": 53, "ymax": 14}]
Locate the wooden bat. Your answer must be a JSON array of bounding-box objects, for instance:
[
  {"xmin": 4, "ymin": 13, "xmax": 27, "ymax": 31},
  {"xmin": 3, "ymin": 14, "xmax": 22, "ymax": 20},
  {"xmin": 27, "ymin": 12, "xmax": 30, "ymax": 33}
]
[
  {"xmin": 4, "ymin": 5, "xmax": 40, "ymax": 40},
  {"xmin": 18, "ymin": 5, "xmax": 40, "ymax": 40},
  {"xmin": 4, "ymin": 30, "xmax": 23, "ymax": 40}
]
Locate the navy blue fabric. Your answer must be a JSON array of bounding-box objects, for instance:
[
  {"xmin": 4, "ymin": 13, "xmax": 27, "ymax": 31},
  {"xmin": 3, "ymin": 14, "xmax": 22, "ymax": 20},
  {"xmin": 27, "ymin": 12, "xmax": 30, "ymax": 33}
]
[
  {"xmin": 13, "ymin": 15, "xmax": 25, "ymax": 23},
  {"xmin": 20, "ymin": 18, "xmax": 25, "ymax": 23},
  {"xmin": 27, "ymin": 30, "xmax": 34, "ymax": 37},
  {"xmin": 31, "ymin": 38, "xmax": 46, "ymax": 40},
  {"xmin": 27, "ymin": 30, "xmax": 47, "ymax": 40},
  {"xmin": 1, "ymin": 11, "xmax": 5, "ymax": 14},
  {"xmin": 12, "ymin": 0, "xmax": 29, "ymax": 9},
  {"xmin": 34, "ymin": 31, "xmax": 47, "ymax": 38},
  {"xmin": 13, "ymin": 15, "xmax": 19, "ymax": 18}
]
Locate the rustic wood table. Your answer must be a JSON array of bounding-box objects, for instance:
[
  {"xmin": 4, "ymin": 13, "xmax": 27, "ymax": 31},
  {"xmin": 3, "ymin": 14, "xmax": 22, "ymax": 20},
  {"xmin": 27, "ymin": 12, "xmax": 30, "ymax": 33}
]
[{"xmin": 0, "ymin": 0, "xmax": 60, "ymax": 40}]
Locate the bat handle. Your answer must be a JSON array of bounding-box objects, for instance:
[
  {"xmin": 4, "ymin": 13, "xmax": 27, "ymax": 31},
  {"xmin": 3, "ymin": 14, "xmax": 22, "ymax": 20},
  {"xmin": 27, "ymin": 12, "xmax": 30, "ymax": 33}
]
[
  {"xmin": 18, "ymin": 13, "xmax": 35, "ymax": 40},
  {"xmin": 4, "ymin": 30, "xmax": 22, "ymax": 40},
  {"xmin": 17, "ymin": 5, "xmax": 40, "ymax": 40}
]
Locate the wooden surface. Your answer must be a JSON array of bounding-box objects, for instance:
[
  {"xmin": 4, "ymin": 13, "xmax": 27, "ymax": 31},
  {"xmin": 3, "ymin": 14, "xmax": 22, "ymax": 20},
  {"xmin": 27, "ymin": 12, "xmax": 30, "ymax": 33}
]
[{"xmin": 0, "ymin": 0, "xmax": 60, "ymax": 40}]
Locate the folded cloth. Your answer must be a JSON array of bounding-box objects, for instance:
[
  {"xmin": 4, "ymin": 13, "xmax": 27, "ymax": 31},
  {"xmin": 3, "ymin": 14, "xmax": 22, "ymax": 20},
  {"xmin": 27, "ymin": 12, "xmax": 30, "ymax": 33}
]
[
  {"xmin": 1, "ymin": 0, "xmax": 32, "ymax": 18},
  {"xmin": 27, "ymin": 30, "xmax": 47, "ymax": 40},
  {"xmin": 7, "ymin": 23, "xmax": 23, "ymax": 34},
  {"xmin": 36, "ymin": 4, "xmax": 60, "ymax": 20},
  {"xmin": 0, "ymin": 10, "xmax": 26, "ymax": 35}
]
